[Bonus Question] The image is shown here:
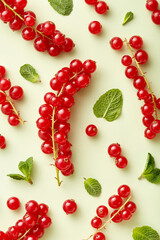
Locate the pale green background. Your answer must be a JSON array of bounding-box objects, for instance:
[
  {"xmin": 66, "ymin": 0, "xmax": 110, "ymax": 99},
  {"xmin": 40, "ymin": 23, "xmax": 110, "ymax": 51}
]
[{"xmin": 0, "ymin": 0, "xmax": 160, "ymax": 239}]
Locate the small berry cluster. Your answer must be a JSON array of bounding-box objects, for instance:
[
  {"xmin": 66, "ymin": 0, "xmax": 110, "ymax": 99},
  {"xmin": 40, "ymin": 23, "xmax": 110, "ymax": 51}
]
[
  {"xmin": 0, "ymin": 65, "xmax": 24, "ymax": 126},
  {"xmin": 146, "ymin": 0, "xmax": 160, "ymax": 25},
  {"xmin": 88, "ymin": 185, "xmax": 136, "ymax": 240},
  {"xmin": 36, "ymin": 59, "xmax": 96, "ymax": 186},
  {"xmin": 110, "ymin": 36, "xmax": 160, "ymax": 140},
  {"xmin": 63, "ymin": 199, "xmax": 77, "ymax": 215},
  {"xmin": 108, "ymin": 143, "xmax": 128, "ymax": 169},
  {"xmin": 86, "ymin": 124, "xmax": 98, "ymax": 137},
  {"xmin": 0, "ymin": 134, "xmax": 6, "ymax": 149},
  {"xmin": 0, "ymin": 0, "xmax": 74, "ymax": 57},
  {"xmin": 0, "ymin": 197, "xmax": 52, "ymax": 240}
]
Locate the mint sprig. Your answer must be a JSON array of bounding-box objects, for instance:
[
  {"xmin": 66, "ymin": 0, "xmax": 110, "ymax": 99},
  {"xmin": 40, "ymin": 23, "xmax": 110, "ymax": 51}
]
[
  {"xmin": 123, "ymin": 11, "xmax": 134, "ymax": 25},
  {"xmin": 84, "ymin": 178, "xmax": 102, "ymax": 197},
  {"xmin": 138, "ymin": 153, "xmax": 160, "ymax": 184},
  {"xmin": 20, "ymin": 64, "xmax": 40, "ymax": 83},
  {"xmin": 48, "ymin": 0, "xmax": 73, "ymax": 16},
  {"xmin": 7, "ymin": 157, "xmax": 34, "ymax": 184},
  {"xmin": 132, "ymin": 226, "xmax": 159, "ymax": 240}
]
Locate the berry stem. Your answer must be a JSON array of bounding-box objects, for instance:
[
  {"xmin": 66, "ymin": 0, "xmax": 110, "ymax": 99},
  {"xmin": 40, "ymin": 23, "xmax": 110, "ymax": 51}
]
[
  {"xmin": 17, "ymin": 228, "xmax": 31, "ymax": 240},
  {"xmin": 124, "ymin": 38, "xmax": 158, "ymax": 120},
  {"xmin": 138, "ymin": 174, "xmax": 144, "ymax": 180},
  {"xmin": 3, "ymin": 91, "xmax": 24, "ymax": 125},
  {"xmin": 86, "ymin": 195, "xmax": 132, "ymax": 240}
]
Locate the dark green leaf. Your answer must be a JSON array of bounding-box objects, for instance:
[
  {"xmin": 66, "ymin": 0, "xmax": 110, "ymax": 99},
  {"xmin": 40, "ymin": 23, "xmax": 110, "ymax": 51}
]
[
  {"xmin": 93, "ymin": 89, "xmax": 123, "ymax": 122},
  {"xmin": 84, "ymin": 178, "xmax": 102, "ymax": 197},
  {"xmin": 143, "ymin": 153, "xmax": 155, "ymax": 175},
  {"xmin": 48, "ymin": 0, "xmax": 73, "ymax": 16},
  {"xmin": 20, "ymin": 64, "xmax": 40, "ymax": 83},
  {"xmin": 132, "ymin": 226, "xmax": 160, "ymax": 240},
  {"xmin": 144, "ymin": 168, "xmax": 160, "ymax": 184},
  {"xmin": 7, "ymin": 174, "xmax": 26, "ymax": 181},
  {"xmin": 123, "ymin": 11, "xmax": 134, "ymax": 25}
]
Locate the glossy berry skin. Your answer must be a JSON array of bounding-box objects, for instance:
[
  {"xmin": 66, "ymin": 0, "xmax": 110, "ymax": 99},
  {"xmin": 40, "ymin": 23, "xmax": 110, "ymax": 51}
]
[
  {"xmin": 129, "ymin": 36, "xmax": 143, "ymax": 49},
  {"xmin": 0, "ymin": 66, "xmax": 6, "ymax": 78},
  {"xmin": 121, "ymin": 209, "xmax": 132, "ymax": 220},
  {"xmin": 135, "ymin": 50, "xmax": 148, "ymax": 64},
  {"xmin": 9, "ymin": 86, "xmax": 23, "ymax": 100},
  {"xmin": 38, "ymin": 203, "xmax": 49, "ymax": 215},
  {"xmin": 39, "ymin": 104, "xmax": 53, "ymax": 118},
  {"xmin": 52, "ymin": 32, "xmax": 65, "ymax": 46},
  {"xmin": 25, "ymin": 200, "xmax": 39, "ymax": 214},
  {"xmin": 22, "ymin": 27, "xmax": 36, "ymax": 41},
  {"xmin": 142, "ymin": 115, "xmax": 154, "ymax": 127},
  {"xmin": 64, "ymin": 83, "xmax": 77, "ymax": 96},
  {"xmin": 54, "ymin": 132, "xmax": 67, "ymax": 145},
  {"xmin": 116, "ymin": 156, "xmax": 128, "ymax": 168},
  {"xmin": 137, "ymin": 89, "xmax": 149, "ymax": 100},
  {"xmin": 0, "ymin": 2, "xmax": 5, "ymax": 13},
  {"xmin": 95, "ymin": 1, "xmax": 108, "ymax": 14},
  {"xmin": 23, "ymin": 11, "xmax": 36, "ymax": 19},
  {"xmin": 125, "ymin": 66, "xmax": 138, "ymax": 79},
  {"xmin": 63, "ymin": 199, "xmax": 77, "ymax": 214},
  {"xmin": 146, "ymin": 0, "xmax": 159, "ymax": 11},
  {"xmin": 24, "ymin": 15, "xmax": 36, "ymax": 27},
  {"xmin": 41, "ymin": 142, "xmax": 53, "ymax": 154},
  {"xmin": 152, "ymin": 10, "xmax": 160, "ymax": 24},
  {"xmin": 8, "ymin": 114, "xmax": 20, "ymax": 126},
  {"xmin": 30, "ymin": 224, "xmax": 44, "ymax": 238},
  {"xmin": 144, "ymin": 128, "xmax": 156, "ymax": 139},
  {"xmin": 96, "ymin": 205, "xmax": 108, "ymax": 218},
  {"xmin": 85, "ymin": 0, "xmax": 97, "ymax": 5},
  {"xmin": 16, "ymin": 219, "xmax": 27, "ymax": 233},
  {"xmin": 83, "ymin": 60, "xmax": 96, "ymax": 73},
  {"xmin": 7, "ymin": 197, "xmax": 20, "ymax": 210},
  {"xmin": 0, "ymin": 135, "xmax": 5, "ymax": 148},
  {"xmin": 108, "ymin": 143, "xmax": 121, "ymax": 157},
  {"xmin": 23, "ymin": 213, "xmax": 37, "ymax": 228},
  {"xmin": 1, "ymin": 102, "xmax": 13, "ymax": 115},
  {"xmin": 118, "ymin": 185, "xmax": 130, "ymax": 198},
  {"xmin": 86, "ymin": 124, "xmax": 98, "ymax": 137},
  {"xmin": 108, "ymin": 195, "xmax": 123, "ymax": 209},
  {"xmin": 34, "ymin": 37, "xmax": 47, "ymax": 52},
  {"xmin": 55, "ymin": 157, "xmax": 71, "ymax": 171},
  {"xmin": 38, "ymin": 215, "xmax": 52, "ymax": 229},
  {"xmin": 111, "ymin": 210, "xmax": 123, "ymax": 223},
  {"xmin": 50, "ymin": 77, "xmax": 62, "ymax": 91},
  {"xmin": 0, "ymin": 78, "xmax": 11, "ymax": 91},
  {"xmin": 0, "ymin": 9, "xmax": 14, "ymax": 22},
  {"xmin": 38, "ymin": 129, "xmax": 51, "ymax": 141},
  {"xmin": 56, "ymin": 107, "xmax": 70, "ymax": 122},
  {"xmin": 91, "ymin": 217, "xmax": 102, "ymax": 229},
  {"xmin": 150, "ymin": 120, "xmax": 160, "ymax": 133},
  {"xmin": 70, "ymin": 59, "xmax": 82, "ymax": 73},
  {"xmin": 121, "ymin": 55, "xmax": 132, "ymax": 66},
  {"xmin": 141, "ymin": 104, "xmax": 154, "ymax": 116},
  {"xmin": 0, "ymin": 232, "xmax": 7, "ymax": 240},
  {"xmin": 44, "ymin": 92, "xmax": 55, "ymax": 104},
  {"xmin": 25, "ymin": 235, "xmax": 38, "ymax": 240},
  {"xmin": 88, "ymin": 21, "xmax": 102, "ymax": 34},
  {"xmin": 56, "ymin": 70, "xmax": 70, "ymax": 83},
  {"xmin": 76, "ymin": 72, "xmax": 90, "ymax": 88},
  {"xmin": 156, "ymin": 98, "xmax": 160, "ymax": 109},
  {"xmin": 61, "ymin": 94, "xmax": 74, "ymax": 108},
  {"xmin": 36, "ymin": 117, "xmax": 51, "ymax": 131},
  {"xmin": 145, "ymin": 94, "xmax": 156, "ymax": 105},
  {"xmin": 125, "ymin": 201, "xmax": 136, "ymax": 213},
  {"xmin": 42, "ymin": 21, "xmax": 55, "ymax": 36},
  {"xmin": 58, "ymin": 141, "xmax": 71, "ymax": 152},
  {"xmin": 93, "ymin": 232, "xmax": 106, "ymax": 240},
  {"xmin": 9, "ymin": 16, "xmax": 23, "ymax": 31},
  {"xmin": 48, "ymin": 44, "xmax": 61, "ymax": 56},
  {"xmin": 0, "ymin": 92, "xmax": 6, "ymax": 104},
  {"xmin": 8, "ymin": 226, "xmax": 19, "ymax": 239},
  {"xmin": 14, "ymin": 0, "xmax": 27, "ymax": 9},
  {"xmin": 133, "ymin": 76, "xmax": 146, "ymax": 89},
  {"xmin": 110, "ymin": 37, "xmax": 123, "ymax": 50},
  {"xmin": 61, "ymin": 163, "xmax": 74, "ymax": 176},
  {"xmin": 55, "ymin": 122, "xmax": 70, "ymax": 134}
]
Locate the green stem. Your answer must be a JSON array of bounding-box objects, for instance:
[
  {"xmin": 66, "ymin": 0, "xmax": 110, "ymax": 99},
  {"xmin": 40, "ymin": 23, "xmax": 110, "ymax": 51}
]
[{"xmin": 138, "ymin": 174, "xmax": 144, "ymax": 180}]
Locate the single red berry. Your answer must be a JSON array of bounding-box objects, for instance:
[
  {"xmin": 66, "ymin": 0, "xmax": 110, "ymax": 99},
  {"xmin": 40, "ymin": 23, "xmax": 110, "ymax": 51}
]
[
  {"xmin": 0, "ymin": 78, "xmax": 11, "ymax": 91},
  {"xmin": 152, "ymin": 10, "xmax": 160, "ymax": 24},
  {"xmin": 8, "ymin": 226, "xmax": 19, "ymax": 239},
  {"xmin": 34, "ymin": 37, "xmax": 47, "ymax": 52},
  {"xmin": 50, "ymin": 96, "xmax": 61, "ymax": 107},
  {"xmin": 9, "ymin": 16, "xmax": 23, "ymax": 31},
  {"xmin": 121, "ymin": 55, "xmax": 132, "ymax": 66},
  {"xmin": 25, "ymin": 235, "xmax": 38, "ymax": 240},
  {"xmin": 93, "ymin": 232, "xmax": 106, "ymax": 240},
  {"xmin": 9, "ymin": 86, "xmax": 23, "ymax": 100},
  {"xmin": 76, "ymin": 72, "xmax": 90, "ymax": 88},
  {"xmin": 63, "ymin": 199, "xmax": 77, "ymax": 214},
  {"xmin": 141, "ymin": 104, "xmax": 154, "ymax": 116},
  {"xmin": 54, "ymin": 132, "xmax": 67, "ymax": 145},
  {"xmin": 48, "ymin": 44, "xmax": 61, "ymax": 57},
  {"xmin": 70, "ymin": 59, "xmax": 83, "ymax": 73},
  {"xmin": 125, "ymin": 66, "xmax": 138, "ymax": 79},
  {"xmin": 55, "ymin": 157, "xmax": 71, "ymax": 171},
  {"xmin": 121, "ymin": 209, "xmax": 132, "ymax": 220},
  {"xmin": 86, "ymin": 124, "xmax": 98, "ymax": 137},
  {"xmin": 116, "ymin": 156, "xmax": 128, "ymax": 168},
  {"xmin": 25, "ymin": 200, "xmax": 39, "ymax": 215},
  {"xmin": 56, "ymin": 107, "xmax": 70, "ymax": 122},
  {"xmin": 64, "ymin": 83, "xmax": 77, "ymax": 96},
  {"xmin": 7, "ymin": 197, "xmax": 20, "ymax": 210},
  {"xmin": 58, "ymin": 149, "xmax": 72, "ymax": 159},
  {"xmin": 0, "ymin": 66, "xmax": 6, "ymax": 78},
  {"xmin": 41, "ymin": 142, "xmax": 53, "ymax": 154},
  {"xmin": 62, "ymin": 38, "xmax": 74, "ymax": 52},
  {"xmin": 137, "ymin": 89, "xmax": 149, "ymax": 100},
  {"xmin": 55, "ymin": 122, "xmax": 70, "ymax": 134},
  {"xmin": 91, "ymin": 217, "xmax": 102, "ymax": 229},
  {"xmin": 8, "ymin": 114, "xmax": 20, "ymax": 126},
  {"xmin": 15, "ymin": 219, "xmax": 27, "ymax": 234},
  {"xmin": 0, "ymin": 2, "xmax": 5, "ymax": 13},
  {"xmin": 24, "ymin": 15, "xmax": 36, "ymax": 27},
  {"xmin": 0, "ymin": 92, "xmax": 6, "ymax": 104},
  {"xmin": 133, "ymin": 76, "xmax": 146, "ymax": 89},
  {"xmin": 50, "ymin": 77, "xmax": 62, "ymax": 91},
  {"xmin": 14, "ymin": 0, "xmax": 27, "ymax": 9},
  {"xmin": 30, "ymin": 224, "xmax": 44, "ymax": 238},
  {"xmin": 143, "ymin": 115, "xmax": 154, "ymax": 127},
  {"xmin": 1, "ymin": 102, "xmax": 13, "ymax": 115},
  {"xmin": 61, "ymin": 163, "xmax": 74, "ymax": 176},
  {"xmin": 0, "ymin": 9, "xmax": 14, "ymax": 22},
  {"xmin": 23, "ymin": 213, "xmax": 37, "ymax": 228},
  {"xmin": 36, "ymin": 117, "xmax": 51, "ymax": 131},
  {"xmin": 56, "ymin": 69, "xmax": 70, "ymax": 83},
  {"xmin": 156, "ymin": 98, "xmax": 160, "ymax": 109},
  {"xmin": 108, "ymin": 143, "xmax": 121, "ymax": 157},
  {"xmin": 44, "ymin": 92, "xmax": 55, "ymax": 104},
  {"xmin": 22, "ymin": 27, "xmax": 36, "ymax": 41},
  {"xmin": 129, "ymin": 36, "xmax": 143, "ymax": 49},
  {"xmin": 145, "ymin": 94, "xmax": 156, "ymax": 105},
  {"xmin": 42, "ymin": 21, "xmax": 55, "ymax": 36},
  {"xmin": 108, "ymin": 195, "xmax": 123, "ymax": 209},
  {"xmin": 110, "ymin": 37, "xmax": 123, "ymax": 50},
  {"xmin": 88, "ymin": 21, "xmax": 102, "ymax": 34},
  {"xmin": 146, "ymin": 0, "xmax": 159, "ymax": 11},
  {"xmin": 118, "ymin": 185, "xmax": 131, "ymax": 198},
  {"xmin": 135, "ymin": 50, "xmax": 148, "ymax": 64},
  {"xmin": 125, "ymin": 201, "xmax": 136, "ymax": 213},
  {"xmin": 144, "ymin": 128, "xmax": 156, "ymax": 139},
  {"xmin": 23, "ymin": 10, "xmax": 36, "ymax": 18},
  {"xmin": 38, "ymin": 129, "xmax": 51, "ymax": 141},
  {"xmin": 83, "ymin": 60, "xmax": 96, "ymax": 73},
  {"xmin": 39, "ymin": 104, "xmax": 53, "ymax": 118},
  {"xmin": 111, "ymin": 210, "xmax": 123, "ymax": 223},
  {"xmin": 60, "ymin": 94, "xmax": 74, "ymax": 108},
  {"xmin": 38, "ymin": 215, "xmax": 52, "ymax": 229},
  {"xmin": 85, "ymin": 0, "xmax": 97, "ymax": 5},
  {"xmin": 95, "ymin": 1, "xmax": 108, "ymax": 14},
  {"xmin": 0, "ymin": 135, "xmax": 5, "ymax": 148},
  {"xmin": 52, "ymin": 32, "xmax": 65, "ymax": 46},
  {"xmin": 13, "ymin": 5, "xmax": 24, "ymax": 14},
  {"xmin": 96, "ymin": 205, "xmax": 108, "ymax": 218},
  {"xmin": 38, "ymin": 203, "xmax": 49, "ymax": 215},
  {"xmin": 150, "ymin": 120, "xmax": 160, "ymax": 133},
  {"xmin": 58, "ymin": 142, "xmax": 71, "ymax": 153}
]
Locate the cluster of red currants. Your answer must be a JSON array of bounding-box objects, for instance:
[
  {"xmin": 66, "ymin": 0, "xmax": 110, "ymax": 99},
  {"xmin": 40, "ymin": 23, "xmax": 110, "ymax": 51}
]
[
  {"xmin": 36, "ymin": 59, "xmax": 96, "ymax": 178},
  {"xmin": 108, "ymin": 143, "xmax": 128, "ymax": 169},
  {"xmin": 0, "ymin": 65, "xmax": 24, "ymax": 126},
  {"xmin": 90, "ymin": 185, "xmax": 136, "ymax": 240},
  {"xmin": 0, "ymin": 197, "xmax": 52, "ymax": 240},
  {"xmin": 110, "ymin": 35, "xmax": 160, "ymax": 140},
  {"xmin": 146, "ymin": 0, "xmax": 160, "ymax": 25},
  {"xmin": 0, "ymin": 134, "xmax": 6, "ymax": 149},
  {"xmin": 0, "ymin": 0, "xmax": 74, "ymax": 57}
]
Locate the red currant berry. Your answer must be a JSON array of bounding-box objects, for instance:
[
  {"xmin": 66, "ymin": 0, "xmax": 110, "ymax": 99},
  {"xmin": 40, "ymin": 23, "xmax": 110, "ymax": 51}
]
[
  {"xmin": 59, "ymin": 141, "xmax": 71, "ymax": 153},
  {"xmin": 8, "ymin": 114, "xmax": 20, "ymax": 126},
  {"xmin": 96, "ymin": 205, "xmax": 108, "ymax": 218},
  {"xmin": 0, "ymin": 9, "xmax": 14, "ymax": 22},
  {"xmin": 38, "ymin": 203, "xmax": 49, "ymax": 215},
  {"xmin": 30, "ymin": 225, "xmax": 44, "ymax": 238},
  {"xmin": 144, "ymin": 128, "xmax": 156, "ymax": 139},
  {"xmin": 0, "ymin": 78, "xmax": 11, "ymax": 91},
  {"xmin": 63, "ymin": 199, "xmax": 77, "ymax": 214},
  {"xmin": 58, "ymin": 149, "xmax": 72, "ymax": 159},
  {"xmin": 150, "ymin": 120, "xmax": 160, "ymax": 133},
  {"xmin": 13, "ymin": 6, "xmax": 24, "ymax": 14},
  {"xmin": 108, "ymin": 195, "xmax": 123, "ymax": 209},
  {"xmin": 64, "ymin": 83, "xmax": 77, "ymax": 95},
  {"xmin": 23, "ymin": 213, "xmax": 37, "ymax": 228},
  {"xmin": 0, "ymin": 66, "xmax": 6, "ymax": 78},
  {"xmin": 0, "ymin": 2, "xmax": 5, "ymax": 13},
  {"xmin": 8, "ymin": 226, "xmax": 19, "ymax": 239},
  {"xmin": 83, "ymin": 60, "xmax": 96, "ymax": 73},
  {"xmin": 152, "ymin": 10, "xmax": 160, "ymax": 24},
  {"xmin": 145, "ymin": 94, "xmax": 156, "ymax": 105},
  {"xmin": 25, "ymin": 235, "xmax": 38, "ymax": 240},
  {"xmin": 86, "ymin": 124, "xmax": 98, "ymax": 137},
  {"xmin": 62, "ymin": 38, "xmax": 74, "ymax": 52},
  {"xmin": 129, "ymin": 36, "xmax": 143, "ymax": 49},
  {"xmin": 125, "ymin": 66, "xmax": 138, "ymax": 79},
  {"xmin": 56, "ymin": 107, "xmax": 70, "ymax": 122},
  {"xmin": 125, "ymin": 201, "xmax": 136, "ymax": 213},
  {"xmin": 60, "ymin": 94, "xmax": 74, "ymax": 108},
  {"xmin": 70, "ymin": 59, "xmax": 83, "ymax": 73},
  {"xmin": 111, "ymin": 210, "xmax": 123, "ymax": 223},
  {"xmin": 36, "ymin": 117, "xmax": 51, "ymax": 131},
  {"xmin": 137, "ymin": 89, "xmax": 149, "ymax": 100},
  {"xmin": 91, "ymin": 217, "xmax": 102, "ymax": 229},
  {"xmin": 88, "ymin": 21, "xmax": 102, "ymax": 34},
  {"xmin": 1, "ymin": 102, "xmax": 13, "ymax": 115},
  {"xmin": 9, "ymin": 16, "xmax": 23, "ymax": 30},
  {"xmin": 52, "ymin": 32, "xmax": 65, "ymax": 46},
  {"xmin": 141, "ymin": 104, "xmax": 154, "ymax": 116},
  {"xmin": 38, "ymin": 129, "xmax": 51, "ymax": 141},
  {"xmin": 39, "ymin": 104, "xmax": 53, "ymax": 118},
  {"xmin": 42, "ymin": 21, "xmax": 55, "ymax": 36},
  {"xmin": 146, "ymin": 0, "xmax": 158, "ymax": 11},
  {"xmin": 85, "ymin": 0, "xmax": 97, "ymax": 5},
  {"xmin": 121, "ymin": 209, "xmax": 132, "ymax": 220},
  {"xmin": 133, "ymin": 76, "xmax": 146, "ymax": 89},
  {"xmin": 95, "ymin": 1, "xmax": 108, "ymax": 14},
  {"xmin": 108, "ymin": 143, "xmax": 121, "ymax": 157},
  {"xmin": 9, "ymin": 86, "xmax": 23, "ymax": 100},
  {"xmin": 54, "ymin": 132, "xmax": 67, "ymax": 145},
  {"xmin": 135, "ymin": 50, "xmax": 148, "ymax": 64},
  {"xmin": 116, "ymin": 156, "xmax": 128, "ymax": 168},
  {"xmin": 61, "ymin": 163, "xmax": 74, "ymax": 176},
  {"xmin": 7, "ymin": 197, "xmax": 20, "ymax": 210},
  {"xmin": 118, "ymin": 185, "xmax": 130, "ymax": 198},
  {"xmin": 23, "ymin": 10, "xmax": 36, "ymax": 18},
  {"xmin": 93, "ymin": 232, "xmax": 106, "ymax": 240},
  {"xmin": 38, "ymin": 215, "xmax": 52, "ymax": 229},
  {"xmin": 25, "ymin": 200, "xmax": 39, "ymax": 215},
  {"xmin": 121, "ymin": 55, "xmax": 132, "ymax": 66},
  {"xmin": 41, "ymin": 141, "xmax": 53, "ymax": 154},
  {"xmin": 56, "ymin": 70, "xmax": 70, "ymax": 83},
  {"xmin": 0, "ymin": 135, "xmax": 5, "ymax": 148},
  {"xmin": 48, "ymin": 44, "xmax": 61, "ymax": 57},
  {"xmin": 14, "ymin": 0, "xmax": 27, "ymax": 9},
  {"xmin": 34, "ymin": 37, "xmax": 47, "ymax": 52},
  {"xmin": 24, "ymin": 15, "xmax": 36, "ymax": 27},
  {"xmin": 142, "ymin": 115, "xmax": 154, "ymax": 127},
  {"xmin": 110, "ymin": 37, "xmax": 123, "ymax": 50},
  {"xmin": 55, "ymin": 157, "xmax": 71, "ymax": 171},
  {"xmin": 0, "ymin": 92, "xmax": 6, "ymax": 104},
  {"xmin": 50, "ymin": 95, "xmax": 61, "ymax": 107},
  {"xmin": 76, "ymin": 72, "xmax": 90, "ymax": 88},
  {"xmin": 16, "ymin": 219, "xmax": 27, "ymax": 234},
  {"xmin": 22, "ymin": 27, "xmax": 36, "ymax": 40},
  {"xmin": 55, "ymin": 122, "xmax": 70, "ymax": 134},
  {"xmin": 50, "ymin": 77, "xmax": 62, "ymax": 91},
  {"xmin": 44, "ymin": 92, "xmax": 55, "ymax": 104}
]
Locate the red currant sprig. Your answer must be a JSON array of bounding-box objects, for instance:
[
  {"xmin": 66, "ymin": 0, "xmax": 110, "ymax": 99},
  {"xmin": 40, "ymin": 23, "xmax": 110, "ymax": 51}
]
[
  {"xmin": 36, "ymin": 59, "xmax": 96, "ymax": 186},
  {"xmin": 145, "ymin": 0, "xmax": 160, "ymax": 25}
]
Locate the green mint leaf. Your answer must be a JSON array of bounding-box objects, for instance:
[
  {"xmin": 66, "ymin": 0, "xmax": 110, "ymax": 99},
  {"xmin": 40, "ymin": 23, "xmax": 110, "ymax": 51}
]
[
  {"xmin": 7, "ymin": 174, "xmax": 27, "ymax": 181},
  {"xmin": 25, "ymin": 157, "xmax": 33, "ymax": 177},
  {"xmin": 93, "ymin": 89, "xmax": 123, "ymax": 122},
  {"xmin": 123, "ymin": 11, "xmax": 134, "ymax": 25},
  {"xmin": 132, "ymin": 226, "xmax": 160, "ymax": 240},
  {"xmin": 84, "ymin": 178, "xmax": 102, "ymax": 197},
  {"xmin": 144, "ymin": 168, "xmax": 160, "ymax": 184},
  {"xmin": 20, "ymin": 64, "xmax": 40, "ymax": 83},
  {"xmin": 143, "ymin": 153, "xmax": 155, "ymax": 175},
  {"xmin": 18, "ymin": 157, "xmax": 33, "ymax": 178},
  {"xmin": 48, "ymin": 0, "xmax": 73, "ymax": 16}
]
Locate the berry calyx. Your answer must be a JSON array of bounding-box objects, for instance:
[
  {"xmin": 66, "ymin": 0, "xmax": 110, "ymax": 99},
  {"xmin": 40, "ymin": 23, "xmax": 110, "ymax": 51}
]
[
  {"xmin": 63, "ymin": 199, "xmax": 77, "ymax": 214},
  {"xmin": 110, "ymin": 37, "xmax": 123, "ymax": 50},
  {"xmin": 88, "ymin": 21, "xmax": 102, "ymax": 34},
  {"xmin": 96, "ymin": 205, "xmax": 108, "ymax": 218},
  {"xmin": 7, "ymin": 197, "xmax": 20, "ymax": 210},
  {"xmin": 108, "ymin": 143, "xmax": 121, "ymax": 157},
  {"xmin": 86, "ymin": 124, "xmax": 98, "ymax": 137}
]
